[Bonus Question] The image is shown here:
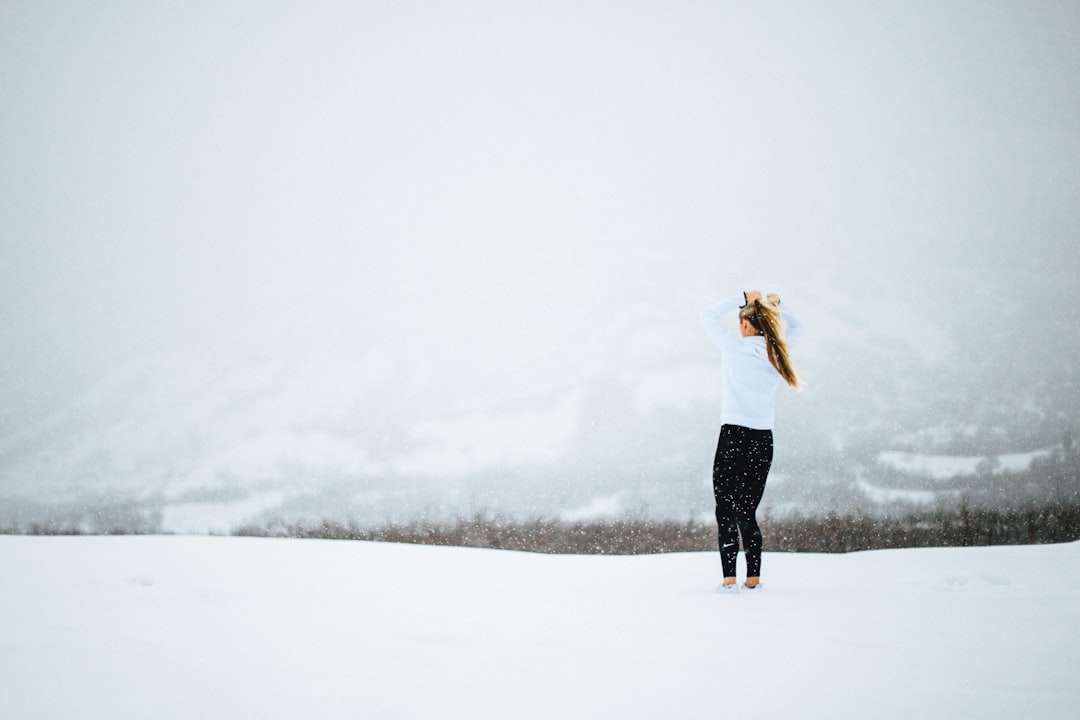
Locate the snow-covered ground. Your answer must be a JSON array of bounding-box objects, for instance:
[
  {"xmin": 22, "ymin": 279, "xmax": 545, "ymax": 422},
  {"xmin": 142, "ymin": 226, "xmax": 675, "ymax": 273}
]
[
  {"xmin": 876, "ymin": 447, "xmax": 1059, "ymax": 481},
  {"xmin": 2, "ymin": 536, "xmax": 1077, "ymax": 720}
]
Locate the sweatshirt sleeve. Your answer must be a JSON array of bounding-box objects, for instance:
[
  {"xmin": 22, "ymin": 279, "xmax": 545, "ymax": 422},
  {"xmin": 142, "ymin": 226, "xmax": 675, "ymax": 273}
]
[{"xmin": 700, "ymin": 292, "xmax": 746, "ymax": 353}]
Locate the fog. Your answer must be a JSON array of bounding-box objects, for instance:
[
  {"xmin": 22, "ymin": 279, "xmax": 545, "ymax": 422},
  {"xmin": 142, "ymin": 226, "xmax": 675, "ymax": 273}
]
[{"xmin": 2, "ymin": 1, "xmax": 1079, "ymax": 530}]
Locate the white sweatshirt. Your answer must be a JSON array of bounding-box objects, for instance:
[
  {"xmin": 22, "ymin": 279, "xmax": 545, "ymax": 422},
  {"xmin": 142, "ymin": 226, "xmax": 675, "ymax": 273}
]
[{"xmin": 700, "ymin": 293, "xmax": 803, "ymax": 430}]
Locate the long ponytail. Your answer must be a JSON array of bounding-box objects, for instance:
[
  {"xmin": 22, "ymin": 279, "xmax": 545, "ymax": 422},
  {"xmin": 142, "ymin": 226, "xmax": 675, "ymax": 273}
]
[{"xmin": 740, "ymin": 299, "xmax": 800, "ymax": 389}]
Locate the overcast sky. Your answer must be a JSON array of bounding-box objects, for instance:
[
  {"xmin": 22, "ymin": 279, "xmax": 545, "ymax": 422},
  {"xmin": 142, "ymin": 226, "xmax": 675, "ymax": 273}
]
[{"xmin": 2, "ymin": 0, "xmax": 1079, "ymax": 429}]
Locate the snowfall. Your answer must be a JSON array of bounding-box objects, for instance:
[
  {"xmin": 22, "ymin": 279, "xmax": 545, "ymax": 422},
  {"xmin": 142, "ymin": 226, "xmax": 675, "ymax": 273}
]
[{"xmin": 2, "ymin": 536, "xmax": 1078, "ymax": 719}]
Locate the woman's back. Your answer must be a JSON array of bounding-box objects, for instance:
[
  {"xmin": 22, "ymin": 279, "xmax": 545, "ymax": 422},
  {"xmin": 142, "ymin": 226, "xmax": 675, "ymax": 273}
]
[
  {"xmin": 718, "ymin": 334, "xmax": 786, "ymax": 429},
  {"xmin": 701, "ymin": 292, "xmax": 802, "ymax": 430}
]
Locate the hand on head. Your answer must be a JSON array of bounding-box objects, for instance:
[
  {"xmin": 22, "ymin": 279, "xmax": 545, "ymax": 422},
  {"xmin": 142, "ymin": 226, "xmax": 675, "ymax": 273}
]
[{"xmin": 745, "ymin": 290, "xmax": 781, "ymax": 307}]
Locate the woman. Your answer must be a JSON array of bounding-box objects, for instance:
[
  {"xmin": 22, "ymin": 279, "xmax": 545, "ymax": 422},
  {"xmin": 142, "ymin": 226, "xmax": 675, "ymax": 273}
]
[{"xmin": 700, "ymin": 290, "xmax": 802, "ymax": 590}]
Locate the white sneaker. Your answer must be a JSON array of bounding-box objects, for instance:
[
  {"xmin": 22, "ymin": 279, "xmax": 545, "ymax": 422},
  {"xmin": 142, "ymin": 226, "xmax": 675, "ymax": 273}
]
[{"xmin": 716, "ymin": 582, "xmax": 740, "ymax": 594}]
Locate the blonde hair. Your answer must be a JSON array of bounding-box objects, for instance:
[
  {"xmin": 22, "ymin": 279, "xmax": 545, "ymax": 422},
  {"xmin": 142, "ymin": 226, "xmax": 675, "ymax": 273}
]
[{"xmin": 739, "ymin": 299, "xmax": 800, "ymax": 389}]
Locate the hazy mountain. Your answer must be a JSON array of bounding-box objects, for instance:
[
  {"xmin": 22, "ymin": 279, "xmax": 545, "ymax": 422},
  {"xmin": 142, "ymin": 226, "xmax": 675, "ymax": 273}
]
[
  {"xmin": 2, "ymin": 1, "xmax": 1078, "ymax": 531},
  {"xmin": 2, "ymin": 264, "xmax": 1076, "ymax": 531}
]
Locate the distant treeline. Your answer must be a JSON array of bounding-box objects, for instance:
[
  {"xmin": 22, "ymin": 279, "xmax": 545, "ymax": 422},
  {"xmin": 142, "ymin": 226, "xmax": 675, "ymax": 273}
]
[
  {"xmin": 7, "ymin": 502, "xmax": 1080, "ymax": 554},
  {"xmin": 232, "ymin": 502, "xmax": 1080, "ymax": 554}
]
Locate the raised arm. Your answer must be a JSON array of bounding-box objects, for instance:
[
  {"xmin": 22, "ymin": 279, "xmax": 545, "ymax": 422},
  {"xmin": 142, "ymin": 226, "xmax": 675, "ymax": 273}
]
[
  {"xmin": 766, "ymin": 292, "xmax": 802, "ymax": 346},
  {"xmin": 778, "ymin": 298, "xmax": 802, "ymax": 347},
  {"xmin": 700, "ymin": 292, "xmax": 746, "ymax": 353}
]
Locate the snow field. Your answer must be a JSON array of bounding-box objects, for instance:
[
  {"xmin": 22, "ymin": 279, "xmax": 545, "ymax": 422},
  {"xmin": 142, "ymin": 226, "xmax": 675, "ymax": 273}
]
[{"xmin": 2, "ymin": 536, "xmax": 1078, "ymax": 719}]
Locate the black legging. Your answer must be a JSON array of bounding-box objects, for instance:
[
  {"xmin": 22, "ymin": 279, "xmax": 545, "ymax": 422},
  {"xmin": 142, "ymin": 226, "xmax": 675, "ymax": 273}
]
[{"xmin": 712, "ymin": 424, "xmax": 774, "ymax": 578}]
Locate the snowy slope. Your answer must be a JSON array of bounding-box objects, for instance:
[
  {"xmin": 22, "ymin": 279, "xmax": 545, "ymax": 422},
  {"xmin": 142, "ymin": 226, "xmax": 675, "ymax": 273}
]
[
  {"xmin": 4, "ymin": 271, "xmax": 1072, "ymax": 532},
  {"xmin": 878, "ymin": 447, "xmax": 1059, "ymax": 480},
  {"xmin": 2, "ymin": 536, "xmax": 1078, "ymax": 719}
]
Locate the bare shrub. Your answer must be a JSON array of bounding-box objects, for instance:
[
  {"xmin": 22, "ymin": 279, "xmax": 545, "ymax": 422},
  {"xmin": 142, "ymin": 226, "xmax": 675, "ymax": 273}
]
[{"xmin": 234, "ymin": 502, "xmax": 1080, "ymax": 554}]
